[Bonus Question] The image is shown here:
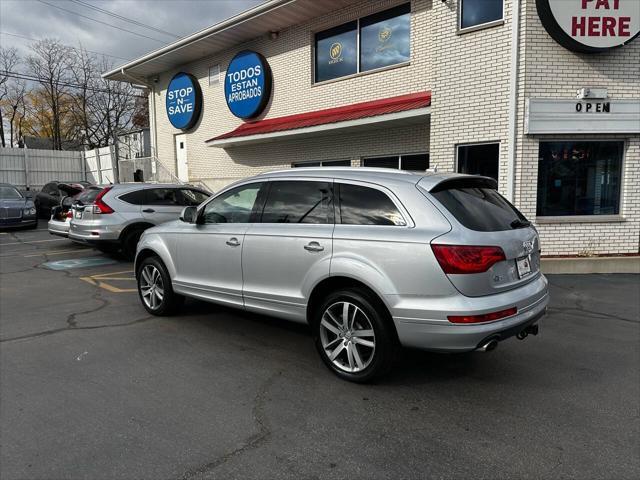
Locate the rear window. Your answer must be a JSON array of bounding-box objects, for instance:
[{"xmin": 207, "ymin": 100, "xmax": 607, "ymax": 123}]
[
  {"xmin": 431, "ymin": 181, "xmax": 528, "ymax": 232},
  {"xmin": 119, "ymin": 189, "xmax": 146, "ymax": 205},
  {"xmin": 75, "ymin": 187, "xmax": 101, "ymax": 205}
]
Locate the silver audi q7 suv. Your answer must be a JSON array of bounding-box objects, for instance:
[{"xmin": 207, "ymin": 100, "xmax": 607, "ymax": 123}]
[{"xmin": 135, "ymin": 168, "xmax": 548, "ymax": 382}]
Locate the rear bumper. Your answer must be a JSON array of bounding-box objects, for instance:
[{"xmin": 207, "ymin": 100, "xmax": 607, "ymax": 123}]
[
  {"xmin": 69, "ymin": 222, "xmax": 121, "ymax": 242},
  {"xmin": 48, "ymin": 219, "xmax": 70, "ymax": 237},
  {"xmin": 391, "ymin": 275, "xmax": 549, "ymax": 351}
]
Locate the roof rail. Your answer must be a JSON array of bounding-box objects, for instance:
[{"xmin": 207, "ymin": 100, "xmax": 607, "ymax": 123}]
[{"xmin": 258, "ymin": 167, "xmax": 415, "ymax": 175}]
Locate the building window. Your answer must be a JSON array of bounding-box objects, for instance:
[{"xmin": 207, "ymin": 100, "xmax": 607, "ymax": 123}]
[
  {"xmin": 459, "ymin": 0, "xmax": 503, "ymax": 31},
  {"xmin": 360, "ymin": 3, "xmax": 411, "ymax": 73},
  {"xmin": 537, "ymin": 141, "xmax": 623, "ymax": 217},
  {"xmin": 457, "ymin": 142, "xmax": 499, "ymax": 181},
  {"xmin": 314, "ymin": 3, "xmax": 410, "ymax": 83},
  {"xmin": 315, "ymin": 21, "xmax": 358, "ymax": 83},
  {"xmin": 209, "ymin": 64, "xmax": 220, "ymax": 85},
  {"xmin": 292, "ymin": 159, "xmax": 351, "ymax": 168},
  {"xmin": 362, "ymin": 153, "xmax": 429, "ymax": 171}
]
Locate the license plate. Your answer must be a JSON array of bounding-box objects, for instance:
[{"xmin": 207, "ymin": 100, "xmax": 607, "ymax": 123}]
[
  {"xmin": 516, "ymin": 255, "xmax": 532, "ymax": 278},
  {"xmin": 74, "ymin": 211, "xmax": 82, "ymax": 219}
]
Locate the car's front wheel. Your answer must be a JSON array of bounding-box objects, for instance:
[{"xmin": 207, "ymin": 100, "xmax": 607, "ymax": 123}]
[
  {"xmin": 313, "ymin": 288, "xmax": 397, "ymax": 383},
  {"xmin": 137, "ymin": 256, "xmax": 183, "ymax": 316}
]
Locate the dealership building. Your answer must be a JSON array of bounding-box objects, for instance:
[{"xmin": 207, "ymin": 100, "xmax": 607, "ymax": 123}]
[{"xmin": 104, "ymin": 0, "xmax": 640, "ymax": 262}]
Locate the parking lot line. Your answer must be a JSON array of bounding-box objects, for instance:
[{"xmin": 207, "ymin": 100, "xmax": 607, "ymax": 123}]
[
  {"xmin": 0, "ymin": 238, "xmax": 67, "ymax": 246},
  {"xmin": 23, "ymin": 249, "xmax": 93, "ymax": 258},
  {"xmin": 80, "ymin": 270, "xmax": 137, "ymax": 293}
]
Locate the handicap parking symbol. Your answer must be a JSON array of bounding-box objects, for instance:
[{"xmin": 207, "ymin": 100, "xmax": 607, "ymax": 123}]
[{"xmin": 42, "ymin": 257, "xmax": 119, "ymax": 270}]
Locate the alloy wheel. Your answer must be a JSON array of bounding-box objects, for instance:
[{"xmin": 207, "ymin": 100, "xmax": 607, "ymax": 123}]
[
  {"xmin": 319, "ymin": 301, "xmax": 376, "ymax": 373},
  {"xmin": 140, "ymin": 264, "xmax": 164, "ymax": 310}
]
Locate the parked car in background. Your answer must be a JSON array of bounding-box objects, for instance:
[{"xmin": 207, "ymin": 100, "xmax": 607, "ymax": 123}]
[
  {"xmin": 34, "ymin": 180, "xmax": 92, "ymax": 219},
  {"xmin": 134, "ymin": 168, "xmax": 548, "ymax": 382},
  {"xmin": 69, "ymin": 183, "xmax": 211, "ymax": 258},
  {"xmin": 48, "ymin": 185, "xmax": 102, "ymax": 238},
  {"xmin": 0, "ymin": 183, "xmax": 38, "ymax": 230}
]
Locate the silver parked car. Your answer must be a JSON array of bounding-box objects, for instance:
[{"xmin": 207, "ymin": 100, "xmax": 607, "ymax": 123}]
[
  {"xmin": 69, "ymin": 183, "xmax": 210, "ymax": 258},
  {"xmin": 134, "ymin": 168, "xmax": 548, "ymax": 382},
  {"xmin": 48, "ymin": 185, "xmax": 101, "ymax": 238}
]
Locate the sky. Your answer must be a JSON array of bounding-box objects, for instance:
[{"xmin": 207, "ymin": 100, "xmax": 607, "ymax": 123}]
[{"xmin": 0, "ymin": 0, "xmax": 264, "ymax": 68}]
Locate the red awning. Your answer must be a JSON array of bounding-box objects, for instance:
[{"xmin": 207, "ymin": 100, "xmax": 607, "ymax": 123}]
[{"xmin": 207, "ymin": 92, "xmax": 431, "ymax": 144}]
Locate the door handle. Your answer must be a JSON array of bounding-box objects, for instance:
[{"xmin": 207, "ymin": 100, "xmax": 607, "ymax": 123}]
[
  {"xmin": 142, "ymin": 208, "xmax": 155, "ymax": 213},
  {"xmin": 226, "ymin": 237, "xmax": 240, "ymax": 247},
  {"xmin": 304, "ymin": 241, "xmax": 324, "ymax": 252}
]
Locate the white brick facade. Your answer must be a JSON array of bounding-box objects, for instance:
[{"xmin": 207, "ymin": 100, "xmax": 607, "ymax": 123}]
[{"xmin": 147, "ymin": 0, "xmax": 639, "ymax": 257}]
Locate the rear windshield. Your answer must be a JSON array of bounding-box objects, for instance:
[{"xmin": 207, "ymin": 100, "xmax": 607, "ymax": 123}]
[
  {"xmin": 75, "ymin": 187, "xmax": 102, "ymax": 205},
  {"xmin": 431, "ymin": 183, "xmax": 529, "ymax": 232}
]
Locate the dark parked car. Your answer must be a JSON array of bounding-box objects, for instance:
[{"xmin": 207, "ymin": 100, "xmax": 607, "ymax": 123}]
[
  {"xmin": 0, "ymin": 183, "xmax": 38, "ymax": 229},
  {"xmin": 48, "ymin": 184, "xmax": 101, "ymax": 238},
  {"xmin": 34, "ymin": 180, "xmax": 91, "ymax": 218}
]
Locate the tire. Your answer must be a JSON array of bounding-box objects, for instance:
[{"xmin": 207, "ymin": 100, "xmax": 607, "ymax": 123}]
[
  {"xmin": 136, "ymin": 256, "xmax": 184, "ymax": 316},
  {"xmin": 122, "ymin": 228, "xmax": 145, "ymax": 260},
  {"xmin": 312, "ymin": 288, "xmax": 398, "ymax": 383}
]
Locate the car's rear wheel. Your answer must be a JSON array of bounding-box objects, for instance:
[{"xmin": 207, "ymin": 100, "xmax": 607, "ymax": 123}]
[
  {"xmin": 313, "ymin": 288, "xmax": 397, "ymax": 383},
  {"xmin": 137, "ymin": 256, "xmax": 183, "ymax": 316}
]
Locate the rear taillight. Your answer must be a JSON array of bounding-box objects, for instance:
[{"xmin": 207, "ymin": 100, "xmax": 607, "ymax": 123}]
[
  {"xmin": 448, "ymin": 307, "xmax": 517, "ymax": 324},
  {"xmin": 66, "ymin": 211, "xmax": 73, "ymax": 218},
  {"xmin": 93, "ymin": 187, "xmax": 114, "ymax": 214},
  {"xmin": 431, "ymin": 244, "xmax": 506, "ymax": 274}
]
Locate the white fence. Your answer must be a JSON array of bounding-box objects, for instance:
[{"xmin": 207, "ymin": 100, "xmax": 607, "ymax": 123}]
[{"xmin": 0, "ymin": 147, "xmax": 117, "ymax": 190}]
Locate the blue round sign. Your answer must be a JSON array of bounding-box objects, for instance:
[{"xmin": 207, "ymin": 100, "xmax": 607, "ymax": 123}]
[
  {"xmin": 224, "ymin": 51, "xmax": 272, "ymax": 119},
  {"xmin": 166, "ymin": 72, "xmax": 202, "ymax": 130}
]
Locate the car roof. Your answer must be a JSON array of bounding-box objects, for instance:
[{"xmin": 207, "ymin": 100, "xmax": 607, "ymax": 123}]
[{"xmin": 256, "ymin": 167, "xmax": 473, "ymax": 190}]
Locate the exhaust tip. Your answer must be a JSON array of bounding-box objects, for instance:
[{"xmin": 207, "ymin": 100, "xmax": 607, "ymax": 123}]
[{"xmin": 478, "ymin": 339, "xmax": 499, "ymax": 352}]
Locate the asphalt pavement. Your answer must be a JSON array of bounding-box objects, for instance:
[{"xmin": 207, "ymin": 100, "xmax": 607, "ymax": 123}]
[{"xmin": 1, "ymin": 224, "xmax": 638, "ymax": 480}]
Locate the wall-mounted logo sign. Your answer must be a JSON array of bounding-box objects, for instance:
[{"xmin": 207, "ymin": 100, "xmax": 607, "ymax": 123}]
[
  {"xmin": 224, "ymin": 51, "xmax": 272, "ymax": 120},
  {"xmin": 329, "ymin": 42, "xmax": 343, "ymax": 63},
  {"xmin": 166, "ymin": 72, "xmax": 202, "ymax": 130},
  {"xmin": 536, "ymin": 0, "xmax": 640, "ymax": 53}
]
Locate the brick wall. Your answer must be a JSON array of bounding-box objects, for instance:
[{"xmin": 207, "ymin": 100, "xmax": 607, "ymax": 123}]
[
  {"xmin": 152, "ymin": 0, "xmax": 431, "ymax": 189},
  {"xmin": 149, "ymin": 0, "xmax": 639, "ymax": 256},
  {"xmin": 515, "ymin": 0, "xmax": 640, "ymax": 255}
]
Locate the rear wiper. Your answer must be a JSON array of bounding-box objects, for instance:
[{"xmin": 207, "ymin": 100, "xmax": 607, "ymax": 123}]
[{"xmin": 511, "ymin": 219, "xmax": 531, "ymax": 229}]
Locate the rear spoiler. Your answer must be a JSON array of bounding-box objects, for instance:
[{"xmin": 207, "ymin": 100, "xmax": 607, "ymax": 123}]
[{"xmin": 418, "ymin": 175, "xmax": 498, "ymax": 193}]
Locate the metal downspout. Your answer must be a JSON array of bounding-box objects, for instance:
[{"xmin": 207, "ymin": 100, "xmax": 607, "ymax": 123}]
[{"xmin": 506, "ymin": 0, "xmax": 521, "ymax": 202}]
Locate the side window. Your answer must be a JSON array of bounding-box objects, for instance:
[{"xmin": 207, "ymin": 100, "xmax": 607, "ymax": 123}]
[
  {"xmin": 180, "ymin": 189, "xmax": 210, "ymax": 206},
  {"xmin": 145, "ymin": 188, "xmax": 180, "ymax": 206},
  {"xmin": 203, "ymin": 183, "xmax": 263, "ymax": 224},
  {"xmin": 262, "ymin": 181, "xmax": 334, "ymax": 224},
  {"xmin": 120, "ymin": 189, "xmax": 147, "ymax": 205},
  {"xmin": 338, "ymin": 183, "xmax": 406, "ymax": 226}
]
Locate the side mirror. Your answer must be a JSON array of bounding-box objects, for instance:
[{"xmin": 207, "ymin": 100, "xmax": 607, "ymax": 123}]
[{"xmin": 180, "ymin": 206, "xmax": 198, "ymax": 223}]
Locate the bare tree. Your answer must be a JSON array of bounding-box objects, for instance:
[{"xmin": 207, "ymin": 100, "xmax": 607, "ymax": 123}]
[
  {"xmin": 6, "ymin": 78, "xmax": 26, "ymax": 148},
  {"xmin": 0, "ymin": 46, "xmax": 20, "ymax": 148},
  {"xmin": 25, "ymin": 39, "xmax": 73, "ymax": 150}
]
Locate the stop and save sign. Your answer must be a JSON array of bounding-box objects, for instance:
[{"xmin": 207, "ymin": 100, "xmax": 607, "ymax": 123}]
[
  {"xmin": 537, "ymin": 0, "xmax": 640, "ymax": 52},
  {"xmin": 224, "ymin": 51, "xmax": 272, "ymax": 119},
  {"xmin": 166, "ymin": 72, "xmax": 202, "ymax": 130}
]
